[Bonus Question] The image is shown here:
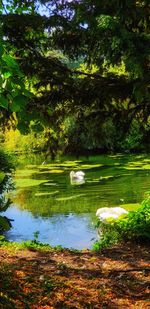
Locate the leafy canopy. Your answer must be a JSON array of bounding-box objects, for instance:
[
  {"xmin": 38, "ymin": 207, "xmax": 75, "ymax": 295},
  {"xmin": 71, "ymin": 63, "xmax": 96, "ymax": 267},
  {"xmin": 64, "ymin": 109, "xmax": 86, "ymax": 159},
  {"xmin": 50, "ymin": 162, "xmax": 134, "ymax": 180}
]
[{"xmin": 0, "ymin": 0, "xmax": 149, "ymax": 140}]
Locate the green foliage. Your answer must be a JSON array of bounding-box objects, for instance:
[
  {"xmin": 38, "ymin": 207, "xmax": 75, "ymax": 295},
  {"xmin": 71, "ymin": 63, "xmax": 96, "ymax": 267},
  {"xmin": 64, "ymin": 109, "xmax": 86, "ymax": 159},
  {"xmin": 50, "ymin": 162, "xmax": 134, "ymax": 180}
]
[
  {"xmin": 21, "ymin": 239, "xmax": 52, "ymax": 251},
  {"xmin": 0, "ymin": 216, "xmax": 11, "ymax": 232},
  {"xmin": 3, "ymin": 128, "xmax": 46, "ymax": 153},
  {"xmin": 0, "ymin": 172, "xmax": 5, "ymax": 184},
  {"xmin": 0, "ymin": 186, "xmax": 12, "ymax": 232},
  {"xmin": 93, "ymin": 197, "xmax": 150, "ymax": 251},
  {"xmin": 117, "ymin": 198, "xmax": 150, "ymax": 240},
  {"xmin": 0, "ymin": 235, "xmax": 64, "ymax": 252},
  {"xmin": 0, "ymin": 48, "xmax": 30, "ymax": 112},
  {"xmin": 0, "ymin": 147, "xmax": 14, "ymax": 232},
  {"xmin": 0, "ymin": 148, "xmax": 15, "ymax": 172},
  {"xmin": 0, "ymin": 1, "xmax": 32, "ymax": 131},
  {"xmin": 0, "ymin": 0, "xmax": 149, "ymax": 154},
  {"xmin": 118, "ymin": 120, "xmax": 144, "ymax": 151}
]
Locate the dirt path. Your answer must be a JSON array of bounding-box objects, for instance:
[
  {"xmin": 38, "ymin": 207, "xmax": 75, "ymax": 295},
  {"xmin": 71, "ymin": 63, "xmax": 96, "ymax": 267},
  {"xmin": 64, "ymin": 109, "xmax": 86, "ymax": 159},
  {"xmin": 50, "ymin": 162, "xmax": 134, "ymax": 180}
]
[{"xmin": 0, "ymin": 243, "xmax": 149, "ymax": 308}]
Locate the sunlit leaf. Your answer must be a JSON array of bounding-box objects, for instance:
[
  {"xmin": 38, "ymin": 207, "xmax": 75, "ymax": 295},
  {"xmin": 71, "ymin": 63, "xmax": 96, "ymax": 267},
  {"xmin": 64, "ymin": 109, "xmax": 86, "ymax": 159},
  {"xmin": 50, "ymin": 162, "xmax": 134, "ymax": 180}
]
[
  {"xmin": 3, "ymin": 71, "xmax": 12, "ymax": 79},
  {"xmin": 2, "ymin": 54, "xmax": 19, "ymax": 69}
]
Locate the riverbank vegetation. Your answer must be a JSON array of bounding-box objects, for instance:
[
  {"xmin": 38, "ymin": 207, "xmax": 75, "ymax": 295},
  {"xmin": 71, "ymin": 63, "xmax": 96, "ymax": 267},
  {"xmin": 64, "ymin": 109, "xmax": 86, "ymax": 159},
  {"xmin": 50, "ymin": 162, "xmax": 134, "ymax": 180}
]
[
  {"xmin": 94, "ymin": 195, "xmax": 150, "ymax": 250},
  {"xmin": 0, "ymin": 1, "xmax": 149, "ymax": 306},
  {"xmin": 1, "ymin": 118, "xmax": 149, "ymax": 156},
  {"xmin": 0, "ymin": 148, "xmax": 14, "ymax": 232}
]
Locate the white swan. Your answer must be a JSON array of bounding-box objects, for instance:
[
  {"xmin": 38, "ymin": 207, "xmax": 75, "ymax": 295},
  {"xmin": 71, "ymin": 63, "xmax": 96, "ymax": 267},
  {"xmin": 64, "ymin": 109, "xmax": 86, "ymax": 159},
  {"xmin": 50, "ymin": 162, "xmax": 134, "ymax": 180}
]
[
  {"xmin": 96, "ymin": 207, "xmax": 128, "ymax": 223},
  {"xmin": 70, "ymin": 171, "xmax": 85, "ymax": 184}
]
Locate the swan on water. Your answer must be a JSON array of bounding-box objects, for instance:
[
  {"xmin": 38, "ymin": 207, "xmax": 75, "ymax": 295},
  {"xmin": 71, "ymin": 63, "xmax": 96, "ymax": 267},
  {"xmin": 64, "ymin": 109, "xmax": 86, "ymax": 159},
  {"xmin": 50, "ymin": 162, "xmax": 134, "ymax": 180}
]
[
  {"xmin": 96, "ymin": 207, "xmax": 128, "ymax": 223},
  {"xmin": 70, "ymin": 171, "xmax": 85, "ymax": 180},
  {"xmin": 70, "ymin": 171, "xmax": 85, "ymax": 184}
]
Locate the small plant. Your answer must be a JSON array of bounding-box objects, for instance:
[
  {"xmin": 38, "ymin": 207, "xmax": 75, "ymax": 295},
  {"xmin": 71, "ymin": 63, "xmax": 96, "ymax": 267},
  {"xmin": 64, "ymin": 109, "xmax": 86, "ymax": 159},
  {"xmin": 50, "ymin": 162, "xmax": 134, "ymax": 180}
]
[
  {"xmin": 54, "ymin": 245, "xmax": 64, "ymax": 252},
  {"xmin": 57, "ymin": 261, "xmax": 68, "ymax": 270},
  {"xmin": 22, "ymin": 239, "xmax": 52, "ymax": 251},
  {"xmin": 33, "ymin": 231, "xmax": 40, "ymax": 242}
]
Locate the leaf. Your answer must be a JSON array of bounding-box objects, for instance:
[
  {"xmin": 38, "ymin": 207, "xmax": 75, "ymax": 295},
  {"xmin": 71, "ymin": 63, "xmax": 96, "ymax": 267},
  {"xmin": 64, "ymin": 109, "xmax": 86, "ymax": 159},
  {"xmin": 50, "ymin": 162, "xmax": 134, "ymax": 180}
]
[
  {"xmin": 0, "ymin": 42, "xmax": 4, "ymax": 57},
  {"xmin": 0, "ymin": 95, "xmax": 9, "ymax": 109},
  {"xmin": 30, "ymin": 122, "xmax": 44, "ymax": 132},
  {"xmin": 23, "ymin": 89, "xmax": 32, "ymax": 98},
  {"xmin": 11, "ymin": 95, "xmax": 27, "ymax": 112},
  {"xmin": 17, "ymin": 121, "xmax": 29, "ymax": 134},
  {"xmin": 1, "ymin": 199, "xmax": 12, "ymax": 212},
  {"xmin": 0, "ymin": 216, "xmax": 11, "ymax": 231},
  {"xmin": 3, "ymin": 71, "xmax": 12, "ymax": 79},
  {"xmin": 2, "ymin": 54, "xmax": 19, "ymax": 69}
]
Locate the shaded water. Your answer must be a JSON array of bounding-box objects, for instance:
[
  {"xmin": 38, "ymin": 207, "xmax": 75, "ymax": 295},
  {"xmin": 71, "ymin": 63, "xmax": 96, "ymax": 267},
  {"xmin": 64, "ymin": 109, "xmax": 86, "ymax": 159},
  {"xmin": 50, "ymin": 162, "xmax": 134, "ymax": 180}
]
[{"xmin": 3, "ymin": 153, "xmax": 150, "ymax": 249}]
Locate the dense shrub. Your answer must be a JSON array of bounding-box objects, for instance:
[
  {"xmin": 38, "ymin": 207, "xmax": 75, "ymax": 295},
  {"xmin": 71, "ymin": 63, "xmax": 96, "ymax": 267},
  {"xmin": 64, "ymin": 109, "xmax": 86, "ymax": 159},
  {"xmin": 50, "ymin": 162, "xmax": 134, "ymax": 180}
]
[
  {"xmin": 0, "ymin": 148, "xmax": 15, "ymax": 172},
  {"xmin": 93, "ymin": 196, "xmax": 150, "ymax": 251},
  {"xmin": 0, "ymin": 148, "xmax": 14, "ymax": 231}
]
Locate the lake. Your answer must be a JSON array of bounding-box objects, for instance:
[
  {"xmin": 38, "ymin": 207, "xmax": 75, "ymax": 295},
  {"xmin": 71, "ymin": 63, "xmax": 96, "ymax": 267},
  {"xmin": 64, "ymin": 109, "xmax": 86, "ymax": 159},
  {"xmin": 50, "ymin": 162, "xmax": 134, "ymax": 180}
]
[{"xmin": 3, "ymin": 153, "xmax": 150, "ymax": 249}]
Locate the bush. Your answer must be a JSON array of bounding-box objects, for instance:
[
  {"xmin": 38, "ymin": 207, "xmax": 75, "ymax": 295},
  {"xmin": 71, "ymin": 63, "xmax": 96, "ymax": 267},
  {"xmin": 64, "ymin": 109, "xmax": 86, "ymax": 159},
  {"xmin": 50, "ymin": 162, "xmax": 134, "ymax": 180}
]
[
  {"xmin": 93, "ymin": 196, "xmax": 150, "ymax": 251},
  {"xmin": 0, "ymin": 148, "xmax": 15, "ymax": 172},
  {"xmin": 117, "ymin": 198, "xmax": 150, "ymax": 240},
  {"xmin": 0, "ymin": 148, "xmax": 14, "ymax": 232}
]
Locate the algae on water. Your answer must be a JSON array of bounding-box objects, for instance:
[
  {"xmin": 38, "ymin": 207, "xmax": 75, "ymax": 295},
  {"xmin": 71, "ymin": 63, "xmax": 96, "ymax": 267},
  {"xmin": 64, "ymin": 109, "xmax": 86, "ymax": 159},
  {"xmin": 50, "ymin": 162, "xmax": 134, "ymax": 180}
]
[{"xmin": 15, "ymin": 178, "xmax": 48, "ymax": 188}]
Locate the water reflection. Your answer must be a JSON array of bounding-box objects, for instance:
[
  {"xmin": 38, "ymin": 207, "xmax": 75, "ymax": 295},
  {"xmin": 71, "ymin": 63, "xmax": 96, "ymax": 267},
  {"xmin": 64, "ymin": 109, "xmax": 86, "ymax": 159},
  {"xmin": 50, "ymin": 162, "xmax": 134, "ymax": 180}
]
[
  {"xmin": 2, "ymin": 153, "xmax": 150, "ymax": 249},
  {"xmin": 70, "ymin": 178, "xmax": 85, "ymax": 185},
  {"xmin": 4, "ymin": 205, "xmax": 96, "ymax": 250}
]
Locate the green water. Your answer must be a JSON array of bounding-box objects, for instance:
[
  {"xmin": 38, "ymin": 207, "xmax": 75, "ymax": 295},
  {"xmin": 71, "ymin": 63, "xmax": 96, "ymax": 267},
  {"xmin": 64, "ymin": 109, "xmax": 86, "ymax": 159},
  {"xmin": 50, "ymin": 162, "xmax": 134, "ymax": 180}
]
[{"xmin": 3, "ymin": 153, "xmax": 150, "ymax": 249}]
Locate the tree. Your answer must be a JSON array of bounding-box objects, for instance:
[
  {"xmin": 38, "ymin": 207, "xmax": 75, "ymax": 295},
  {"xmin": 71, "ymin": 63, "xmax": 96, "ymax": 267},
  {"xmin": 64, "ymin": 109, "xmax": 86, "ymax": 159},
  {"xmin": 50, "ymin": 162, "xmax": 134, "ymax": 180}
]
[
  {"xmin": 0, "ymin": 1, "xmax": 32, "ymax": 130},
  {"xmin": 0, "ymin": 0, "xmax": 149, "ymax": 151}
]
